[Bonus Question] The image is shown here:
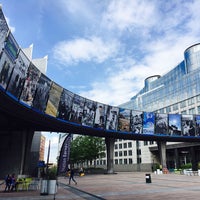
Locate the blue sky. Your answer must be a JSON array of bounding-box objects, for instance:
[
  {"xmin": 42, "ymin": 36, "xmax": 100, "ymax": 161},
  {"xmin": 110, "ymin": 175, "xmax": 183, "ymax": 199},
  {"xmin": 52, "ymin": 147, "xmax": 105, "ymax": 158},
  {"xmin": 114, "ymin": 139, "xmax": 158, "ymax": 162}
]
[{"xmin": 1, "ymin": 0, "xmax": 200, "ymax": 162}]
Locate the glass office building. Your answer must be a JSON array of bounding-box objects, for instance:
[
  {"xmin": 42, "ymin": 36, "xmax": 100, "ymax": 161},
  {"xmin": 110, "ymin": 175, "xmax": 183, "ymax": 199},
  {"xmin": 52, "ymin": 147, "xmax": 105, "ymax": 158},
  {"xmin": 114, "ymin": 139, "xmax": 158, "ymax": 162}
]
[{"xmin": 109, "ymin": 43, "xmax": 200, "ymax": 171}]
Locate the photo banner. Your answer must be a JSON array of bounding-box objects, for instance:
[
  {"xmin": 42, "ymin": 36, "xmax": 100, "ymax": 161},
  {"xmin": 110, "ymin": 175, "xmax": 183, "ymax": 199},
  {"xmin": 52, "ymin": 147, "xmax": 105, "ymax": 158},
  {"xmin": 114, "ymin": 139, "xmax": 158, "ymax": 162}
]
[
  {"xmin": 82, "ymin": 99, "xmax": 97, "ymax": 127},
  {"xmin": 130, "ymin": 110, "xmax": 143, "ymax": 134},
  {"xmin": 6, "ymin": 49, "xmax": 30, "ymax": 99},
  {"xmin": 155, "ymin": 113, "xmax": 168, "ymax": 135},
  {"xmin": 4, "ymin": 33, "xmax": 19, "ymax": 62},
  {"xmin": 0, "ymin": 51, "xmax": 15, "ymax": 90},
  {"xmin": 195, "ymin": 115, "xmax": 200, "ymax": 136},
  {"xmin": 57, "ymin": 134, "xmax": 72, "ymax": 175},
  {"xmin": 32, "ymin": 73, "xmax": 52, "ymax": 112},
  {"xmin": 182, "ymin": 115, "xmax": 195, "ymax": 136},
  {"xmin": 118, "ymin": 108, "xmax": 131, "ymax": 132},
  {"xmin": 0, "ymin": 7, "xmax": 9, "ymax": 53},
  {"xmin": 45, "ymin": 82, "xmax": 63, "ymax": 117},
  {"xmin": 106, "ymin": 106, "xmax": 119, "ymax": 131},
  {"xmin": 168, "ymin": 114, "xmax": 182, "ymax": 136},
  {"xmin": 19, "ymin": 63, "xmax": 41, "ymax": 106},
  {"xmin": 143, "ymin": 112, "xmax": 155, "ymax": 134},
  {"xmin": 94, "ymin": 103, "xmax": 107, "ymax": 129}
]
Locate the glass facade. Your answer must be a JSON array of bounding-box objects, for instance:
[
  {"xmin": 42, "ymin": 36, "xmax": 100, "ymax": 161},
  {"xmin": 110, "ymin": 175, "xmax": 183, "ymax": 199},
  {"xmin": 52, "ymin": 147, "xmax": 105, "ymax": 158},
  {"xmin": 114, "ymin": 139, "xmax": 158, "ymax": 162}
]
[{"xmin": 122, "ymin": 43, "xmax": 200, "ymax": 114}]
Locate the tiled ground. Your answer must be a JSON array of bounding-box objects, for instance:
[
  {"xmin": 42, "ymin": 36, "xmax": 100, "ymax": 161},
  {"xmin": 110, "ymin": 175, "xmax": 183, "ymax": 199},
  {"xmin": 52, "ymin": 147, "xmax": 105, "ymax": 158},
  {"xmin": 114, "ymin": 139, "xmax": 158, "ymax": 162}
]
[{"xmin": 1, "ymin": 172, "xmax": 200, "ymax": 200}]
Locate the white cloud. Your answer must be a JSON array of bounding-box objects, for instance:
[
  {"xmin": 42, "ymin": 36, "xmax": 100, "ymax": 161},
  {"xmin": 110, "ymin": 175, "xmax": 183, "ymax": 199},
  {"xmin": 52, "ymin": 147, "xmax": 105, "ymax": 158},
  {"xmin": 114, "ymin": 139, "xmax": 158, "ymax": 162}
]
[
  {"xmin": 102, "ymin": 0, "xmax": 156, "ymax": 31},
  {"xmin": 53, "ymin": 0, "xmax": 200, "ymax": 107},
  {"xmin": 53, "ymin": 36, "xmax": 120, "ymax": 65}
]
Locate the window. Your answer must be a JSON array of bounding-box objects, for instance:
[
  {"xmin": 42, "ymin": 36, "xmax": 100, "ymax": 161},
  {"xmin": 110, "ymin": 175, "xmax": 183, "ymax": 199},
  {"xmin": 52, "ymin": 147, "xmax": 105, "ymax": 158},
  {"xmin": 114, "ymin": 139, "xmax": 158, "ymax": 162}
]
[
  {"xmin": 189, "ymin": 108, "xmax": 195, "ymax": 114},
  {"xmin": 124, "ymin": 151, "xmax": 127, "ymax": 156},
  {"xmin": 119, "ymin": 159, "xmax": 123, "ymax": 164},
  {"xmin": 124, "ymin": 159, "xmax": 127, "ymax": 164},
  {"xmin": 173, "ymin": 104, "xmax": 178, "ymax": 111},
  {"xmin": 188, "ymin": 98, "xmax": 195, "ymax": 105},
  {"xmin": 149, "ymin": 141, "xmax": 154, "ymax": 145},
  {"xmin": 197, "ymin": 95, "xmax": 200, "ymax": 102},
  {"xmin": 128, "ymin": 150, "xmax": 132, "ymax": 156},
  {"xmin": 123, "ymin": 143, "xmax": 127, "ymax": 148},
  {"xmin": 115, "ymin": 159, "xmax": 118, "ymax": 164},
  {"xmin": 114, "ymin": 144, "xmax": 118, "ymax": 149},
  {"xmin": 180, "ymin": 101, "xmax": 186, "ymax": 108},
  {"xmin": 129, "ymin": 158, "xmax": 133, "ymax": 164},
  {"xmin": 137, "ymin": 157, "xmax": 142, "ymax": 164},
  {"xmin": 115, "ymin": 152, "xmax": 118, "ymax": 157},
  {"xmin": 119, "ymin": 151, "xmax": 122, "ymax": 156},
  {"xmin": 119, "ymin": 144, "xmax": 122, "ymax": 149},
  {"xmin": 166, "ymin": 106, "xmax": 171, "ymax": 113},
  {"xmin": 198, "ymin": 106, "xmax": 200, "ymax": 114},
  {"xmin": 181, "ymin": 110, "xmax": 187, "ymax": 114},
  {"xmin": 128, "ymin": 142, "xmax": 132, "ymax": 148},
  {"xmin": 137, "ymin": 149, "xmax": 141, "ymax": 155}
]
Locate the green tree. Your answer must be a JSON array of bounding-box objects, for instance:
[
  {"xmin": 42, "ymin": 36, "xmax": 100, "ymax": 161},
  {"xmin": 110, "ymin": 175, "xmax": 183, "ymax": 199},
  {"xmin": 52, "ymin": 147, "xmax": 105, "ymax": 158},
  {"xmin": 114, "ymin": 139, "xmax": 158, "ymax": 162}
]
[{"xmin": 70, "ymin": 135, "xmax": 105, "ymax": 167}]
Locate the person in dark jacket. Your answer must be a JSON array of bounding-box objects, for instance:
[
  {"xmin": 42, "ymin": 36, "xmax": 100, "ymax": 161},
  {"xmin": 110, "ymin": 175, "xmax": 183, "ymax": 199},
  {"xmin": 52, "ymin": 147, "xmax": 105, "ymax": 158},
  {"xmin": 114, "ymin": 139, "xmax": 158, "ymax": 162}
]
[{"xmin": 68, "ymin": 168, "xmax": 77, "ymax": 185}]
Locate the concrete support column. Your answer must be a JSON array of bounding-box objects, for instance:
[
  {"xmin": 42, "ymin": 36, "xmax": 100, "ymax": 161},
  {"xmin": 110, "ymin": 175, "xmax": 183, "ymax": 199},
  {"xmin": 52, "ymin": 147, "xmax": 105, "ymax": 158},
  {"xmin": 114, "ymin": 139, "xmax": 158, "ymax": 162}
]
[
  {"xmin": 157, "ymin": 141, "xmax": 167, "ymax": 169},
  {"xmin": 174, "ymin": 148, "xmax": 180, "ymax": 169},
  {"xmin": 105, "ymin": 137, "xmax": 115, "ymax": 174},
  {"xmin": 190, "ymin": 146, "xmax": 198, "ymax": 171}
]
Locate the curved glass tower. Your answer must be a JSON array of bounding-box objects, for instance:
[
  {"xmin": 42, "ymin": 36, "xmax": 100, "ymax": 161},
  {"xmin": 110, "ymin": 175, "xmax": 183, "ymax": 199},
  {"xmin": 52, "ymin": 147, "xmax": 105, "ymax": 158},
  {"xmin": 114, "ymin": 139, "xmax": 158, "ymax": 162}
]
[
  {"xmin": 117, "ymin": 43, "xmax": 200, "ymax": 171},
  {"xmin": 123, "ymin": 43, "xmax": 200, "ymax": 116}
]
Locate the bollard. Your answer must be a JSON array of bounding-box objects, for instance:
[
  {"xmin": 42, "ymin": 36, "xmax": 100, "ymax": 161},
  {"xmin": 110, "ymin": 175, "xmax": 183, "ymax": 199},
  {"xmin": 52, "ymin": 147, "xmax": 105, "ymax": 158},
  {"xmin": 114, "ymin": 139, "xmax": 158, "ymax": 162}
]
[
  {"xmin": 145, "ymin": 174, "xmax": 152, "ymax": 183},
  {"xmin": 40, "ymin": 179, "xmax": 48, "ymax": 195}
]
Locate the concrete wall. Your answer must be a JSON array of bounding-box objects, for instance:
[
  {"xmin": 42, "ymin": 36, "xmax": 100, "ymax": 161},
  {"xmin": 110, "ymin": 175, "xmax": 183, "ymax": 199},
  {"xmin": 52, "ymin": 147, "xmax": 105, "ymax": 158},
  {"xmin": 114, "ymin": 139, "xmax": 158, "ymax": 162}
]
[{"xmin": 0, "ymin": 130, "xmax": 34, "ymax": 178}]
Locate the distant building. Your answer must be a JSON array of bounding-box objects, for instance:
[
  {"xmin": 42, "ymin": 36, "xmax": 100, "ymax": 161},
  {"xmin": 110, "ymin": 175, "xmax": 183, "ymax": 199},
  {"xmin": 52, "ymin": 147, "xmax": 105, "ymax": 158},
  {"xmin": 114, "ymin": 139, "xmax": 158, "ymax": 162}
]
[{"xmin": 96, "ymin": 43, "xmax": 200, "ymax": 172}]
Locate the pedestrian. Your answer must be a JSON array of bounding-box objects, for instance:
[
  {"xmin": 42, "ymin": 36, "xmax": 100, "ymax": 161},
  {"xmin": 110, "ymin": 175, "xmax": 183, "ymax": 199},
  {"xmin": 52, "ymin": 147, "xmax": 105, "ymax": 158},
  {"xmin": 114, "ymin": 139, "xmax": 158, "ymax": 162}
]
[
  {"xmin": 10, "ymin": 173, "xmax": 17, "ymax": 191},
  {"xmin": 4, "ymin": 174, "xmax": 11, "ymax": 192},
  {"xmin": 68, "ymin": 168, "xmax": 77, "ymax": 185}
]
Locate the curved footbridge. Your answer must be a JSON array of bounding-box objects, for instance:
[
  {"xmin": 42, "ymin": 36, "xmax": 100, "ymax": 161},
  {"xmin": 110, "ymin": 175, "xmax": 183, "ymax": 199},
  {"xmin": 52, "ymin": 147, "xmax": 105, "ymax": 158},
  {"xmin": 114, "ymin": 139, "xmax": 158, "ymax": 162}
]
[{"xmin": 0, "ymin": 6, "xmax": 200, "ymax": 177}]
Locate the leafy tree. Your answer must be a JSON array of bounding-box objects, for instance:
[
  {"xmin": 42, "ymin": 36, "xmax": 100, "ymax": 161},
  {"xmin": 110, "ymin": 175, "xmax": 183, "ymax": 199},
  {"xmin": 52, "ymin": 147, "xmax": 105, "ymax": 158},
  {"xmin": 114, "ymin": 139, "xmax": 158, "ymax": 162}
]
[{"xmin": 70, "ymin": 135, "xmax": 105, "ymax": 167}]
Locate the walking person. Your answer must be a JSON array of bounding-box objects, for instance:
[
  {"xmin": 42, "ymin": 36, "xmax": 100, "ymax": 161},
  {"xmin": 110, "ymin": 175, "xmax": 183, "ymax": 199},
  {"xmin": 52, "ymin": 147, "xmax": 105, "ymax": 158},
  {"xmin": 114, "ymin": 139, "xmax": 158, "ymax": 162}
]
[
  {"xmin": 68, "ymin": 168, "xmax": 77, "ymax": 185},
  {"xmin": 4, "ymin": 174, "xmax": 11, "ymax": 192}
]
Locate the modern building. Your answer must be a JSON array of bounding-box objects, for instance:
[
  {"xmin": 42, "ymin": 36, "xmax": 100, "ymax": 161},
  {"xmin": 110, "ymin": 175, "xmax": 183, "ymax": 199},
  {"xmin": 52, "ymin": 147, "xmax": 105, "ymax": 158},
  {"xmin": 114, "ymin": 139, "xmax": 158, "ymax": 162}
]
[{"xmin": 96, "ymin": 43, "xmax": 200, "ymax": 172}]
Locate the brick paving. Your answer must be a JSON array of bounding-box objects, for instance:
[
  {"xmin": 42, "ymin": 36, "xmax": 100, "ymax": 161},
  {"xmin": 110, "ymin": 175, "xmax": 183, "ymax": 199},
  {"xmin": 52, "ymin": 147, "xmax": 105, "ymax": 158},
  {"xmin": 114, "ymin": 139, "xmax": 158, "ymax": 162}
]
[{"xmin": 0, "ymin": 172, "xmax": 200, "ymax": 199}]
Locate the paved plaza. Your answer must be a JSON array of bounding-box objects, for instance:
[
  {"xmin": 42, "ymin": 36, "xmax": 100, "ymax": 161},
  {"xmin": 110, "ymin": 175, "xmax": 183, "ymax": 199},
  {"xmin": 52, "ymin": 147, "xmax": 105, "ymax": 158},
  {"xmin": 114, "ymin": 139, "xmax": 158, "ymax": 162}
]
[{"xmin": 0, "ymin": 172, "xmax": 200, "ymax": 200}]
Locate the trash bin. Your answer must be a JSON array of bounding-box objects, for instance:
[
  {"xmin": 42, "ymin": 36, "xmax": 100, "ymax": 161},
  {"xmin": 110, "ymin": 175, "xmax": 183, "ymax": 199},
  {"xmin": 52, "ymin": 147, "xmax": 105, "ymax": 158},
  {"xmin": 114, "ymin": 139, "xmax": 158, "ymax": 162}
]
[
  {"xmin": 40, "ymin": 179, "xmax": 48, "ymax": 195},
  {"xmin": 145, "ymin": 174, "xmax": 151, "ymax": 183}
]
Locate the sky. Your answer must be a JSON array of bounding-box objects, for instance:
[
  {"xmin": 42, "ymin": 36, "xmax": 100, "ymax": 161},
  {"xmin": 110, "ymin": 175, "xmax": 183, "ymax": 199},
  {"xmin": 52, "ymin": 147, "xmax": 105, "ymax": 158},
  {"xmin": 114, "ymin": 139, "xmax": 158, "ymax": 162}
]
[{"xmin": 1, "ymin": 0, "xmax": 200, "ymax": 163}]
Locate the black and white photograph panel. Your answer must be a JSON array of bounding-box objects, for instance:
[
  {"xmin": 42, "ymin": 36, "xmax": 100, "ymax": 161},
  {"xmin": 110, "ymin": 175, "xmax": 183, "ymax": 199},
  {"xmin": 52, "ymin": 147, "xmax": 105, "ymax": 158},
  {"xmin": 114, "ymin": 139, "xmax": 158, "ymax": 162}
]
[
  {"xmin": 19, "ymin": 63, "xmax": 41, "ymax": 106},
  {"xmin": 32, "ymin": 73, "xmax": 52, "ymax": 112},
  {"xmin": 6, "ymin": 49, "xmax": 30, "ymax": 99},
  {"xmin": 82, "ymin": 99, "xmax": 97, "ymax": 127},
  {"xmin": 106, "ymin": 105, "xmax": 119, "ymax": 131},
  {"xmin": 94, "ymin": 103, "xmax": 107, "ymax": 129},
  {"xmin": 155, "ymin": 113, "xmax": 168, "ymax": 135},
  {"xmin": 130, "ymin": 110, "xmax": 143, "ymax": 134},
  {"xmin": 70, "ymin": 94, "xmax": 85, "ymax": 124},
  {"xmin": 0, "ymin": 8, "xmax": 9, "ymax": 53},
  {"xmin": 181, "ymin": 114, "xmax": 195, "ymax": 137},
  {"xmin": 0, "ymin": 51, "xmax": 15, "ymax": 90},
  {"xmin": 57, "ymin": 89, "xmax": 74, "ymax": 121}
]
